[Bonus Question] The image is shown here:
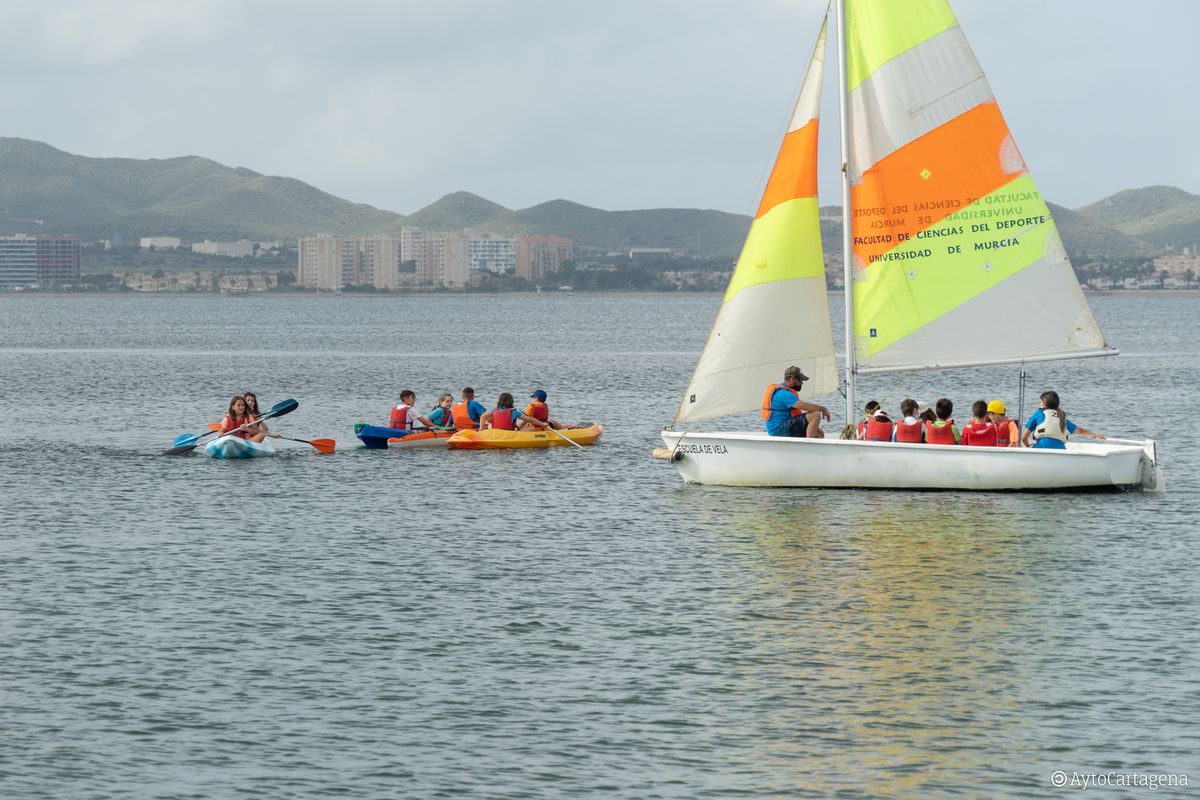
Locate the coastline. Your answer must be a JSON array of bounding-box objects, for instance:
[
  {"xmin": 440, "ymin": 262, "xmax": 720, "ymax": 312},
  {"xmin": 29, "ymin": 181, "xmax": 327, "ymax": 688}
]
[{"xmin": 3, "ymin": 288, "xmax": 1200, "ymax": 298}]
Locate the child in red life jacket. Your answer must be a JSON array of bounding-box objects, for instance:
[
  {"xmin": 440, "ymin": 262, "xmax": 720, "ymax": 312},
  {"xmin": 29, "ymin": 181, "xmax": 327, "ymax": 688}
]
[
  {"xmin": 960, "ymin": 399, "xmax": 999, "ymax": 446},
  {"xmin": 479, "ymin": 392, "xmax": 551, "ymax": 431},
  {"xmin": 861, "ymin": 402, "xmax": 895, "ymax": 442},
  {"xmin": 924, "ymin": 398, "xmax": 961, "ymax": 444},
  {"xmin": 520, "ymin": 389, "xmax": 576, "ymax": 431},
  {"xmin": 987, "ymin": 400, "xmax": 1020, "ymax": 447},
  {"xmin": 855, "ymin": 400, "xmax": 881, "ymax": 440},
  {"xmin": 892, "ymin": 398, "xmax": 925, "ymax": 443},
  {"xmin": 389, "ymin": 390, "xmax": 435, "ymax": 431}
]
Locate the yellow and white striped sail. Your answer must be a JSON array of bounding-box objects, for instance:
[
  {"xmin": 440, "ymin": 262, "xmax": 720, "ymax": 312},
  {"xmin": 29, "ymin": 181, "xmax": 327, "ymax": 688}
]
[
  {"xmin": 675, "ymin": 16, "xmax": 837, "ymax": 424},
  {"xmin": 845, "ymin": 0, "xmax": 1108, "ymax": 372}
]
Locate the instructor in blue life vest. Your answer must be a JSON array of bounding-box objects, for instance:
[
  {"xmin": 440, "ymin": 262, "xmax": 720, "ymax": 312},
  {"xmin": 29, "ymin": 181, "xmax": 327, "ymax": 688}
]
[{"xmin": 762, "ymin": 365, "xmax": 831, "ymax": 439}]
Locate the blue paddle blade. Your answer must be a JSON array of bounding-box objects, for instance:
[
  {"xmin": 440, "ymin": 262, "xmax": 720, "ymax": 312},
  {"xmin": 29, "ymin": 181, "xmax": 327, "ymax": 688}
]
[{"xmin": 173, "ymin": 433, "xmax": 199, "ymax": 446}]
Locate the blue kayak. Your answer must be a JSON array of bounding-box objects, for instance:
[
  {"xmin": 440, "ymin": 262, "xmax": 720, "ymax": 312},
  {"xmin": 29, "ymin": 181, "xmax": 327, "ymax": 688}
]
[
  {"xmin": 355, "ymin": 424, "xmax": 455, "ymax": 449},
  {"xmin": 205, "ymin": 435, "xmax": 276, "ymax": 459}
]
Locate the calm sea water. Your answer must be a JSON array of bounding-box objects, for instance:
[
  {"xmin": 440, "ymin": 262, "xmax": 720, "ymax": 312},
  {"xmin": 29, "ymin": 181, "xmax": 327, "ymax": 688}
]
[{"xmin": 1, "ymin": 293, "xmax": 1197, "ymax": 799}]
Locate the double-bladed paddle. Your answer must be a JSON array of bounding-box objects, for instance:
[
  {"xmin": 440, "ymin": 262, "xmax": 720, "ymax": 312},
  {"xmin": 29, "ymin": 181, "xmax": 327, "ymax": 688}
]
[
  {"xmin": 268, "ymin": 433, "xmax": 336, "ymax": 454},
  {"xmin": 164, "ymin": 398, "xmax": 299, "ymax": 455}
]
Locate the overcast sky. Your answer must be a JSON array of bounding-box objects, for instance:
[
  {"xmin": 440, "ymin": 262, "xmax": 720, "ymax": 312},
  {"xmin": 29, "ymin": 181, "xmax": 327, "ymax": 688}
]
[{"xmin": 3, "ymin": 1, "xmax": 1197, "ymax": 216}]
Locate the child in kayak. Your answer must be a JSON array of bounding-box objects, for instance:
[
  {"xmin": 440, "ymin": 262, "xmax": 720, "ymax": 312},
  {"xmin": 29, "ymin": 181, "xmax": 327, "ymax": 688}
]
[
  {"xmin": 390, "ymin": 390, "xmax": 435, "ymax": 431},
  {"xmin": 480, "ymin": 392, "xmax": 551, "ymax": 431},
  {"xmin": 219, "ymin": 395, "xmax": 266, "ymax": 442},
  {"xmin": 427, "ymin": 393, "xmax": 455, "ymax": 430},
  {"xmin": 520, "ymin": 389, "xmax": 576, "ymax": 431},
  {"xmin": 242, "ymin": 391, "xmax": 269, "ymax": 440}
]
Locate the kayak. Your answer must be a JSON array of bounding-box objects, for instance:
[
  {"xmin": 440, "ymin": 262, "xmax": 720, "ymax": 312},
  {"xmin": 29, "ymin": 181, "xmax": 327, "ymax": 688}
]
[
  {"xmin": 448, "ymin": 423, "xmax": 603, "ymax": 450},
  {"xmin": 355, "ymin": 424, "xmax": 456, "ymax": 450},
  {"xmin": 205, "ymin": 435, "xmax": 276, "ymax": 459}
]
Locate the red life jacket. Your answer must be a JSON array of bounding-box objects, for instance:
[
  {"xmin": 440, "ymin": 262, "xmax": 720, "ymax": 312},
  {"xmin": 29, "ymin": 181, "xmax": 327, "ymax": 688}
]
[
  {"xmin": 995, "ymin": 419, "xmax": 1018, "ymax": 447},
  {"xmin": 451, "ymin": 401, "xmax": 477, "ymax": 430},
  {"xmin": 961, "ymin": 420, "xmax": 998, "ymax": 447},
  {"xmin": 389, "ymin": 404, "xmax": 411, "ymax": 430},
  {"xmin": 491, "ymin": 407, "xmax": 517, "ymax": 430},
  {"xmin": 894, "ymin": 419, "xmax": 925, "ymax": 443},
  {"xmin": 864, "ymin": 417, "xmax": 894, "ymax": 442},
  {"xmin": 925, "ymin": 419, "xmax": 958, "ymax": 445},
  {"xmin": 221, "ymin": 413, "xmax": 250, "ymax": 439},
  {"xmin": 526, "ymin": 401, "xmax": 549, "ymax": 422},
  {"xmin": 761, "ymin": 383, "xmax": 800, "ymax": 420}
]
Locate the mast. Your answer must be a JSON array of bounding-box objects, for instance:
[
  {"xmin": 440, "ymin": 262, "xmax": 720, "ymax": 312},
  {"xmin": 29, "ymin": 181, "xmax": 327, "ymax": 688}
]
[{"xmin": 836, "ymin": 0, "xmax": 855, "ymax": 424}]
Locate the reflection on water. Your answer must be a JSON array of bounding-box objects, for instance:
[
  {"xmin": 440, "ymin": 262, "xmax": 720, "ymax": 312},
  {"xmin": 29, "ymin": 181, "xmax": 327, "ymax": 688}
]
[{"xmin": 706, "ymin": 494, "xmax": 1052, "ymax": 794}]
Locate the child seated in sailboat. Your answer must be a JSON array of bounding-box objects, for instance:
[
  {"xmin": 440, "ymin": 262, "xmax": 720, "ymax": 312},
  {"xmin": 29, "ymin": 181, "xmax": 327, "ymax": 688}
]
[
  {"xmin": 961, "ymin": 400, "xmax": 999, "ymax": 446},
  {"xmin": 986, "ymin": 400, "xmax": 1020, "ymax": 447},
  {"xmin": 892, "ymin": 399, "xmax": 925, "ymax": 443},
  {"xmin": 860, "ymin": 401, "xmax": 894, "ymax": 442},
  {"xmin": 1021, "ymin": 390, "xmax": 1105, "ymax": 449},
  {"xmin": 855, "ymin": 400, "xmax": 881, "ymax": 439},
  {"xmin": 924, "ymin": 398, "xmax": 961, "ymax": 445}
]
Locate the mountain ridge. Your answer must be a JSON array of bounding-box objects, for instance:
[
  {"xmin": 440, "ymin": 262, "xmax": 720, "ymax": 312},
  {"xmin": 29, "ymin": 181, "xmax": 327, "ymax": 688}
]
[{"xmin": 2, "ymin": 137, "xmax": 1196, "ymax": 259}]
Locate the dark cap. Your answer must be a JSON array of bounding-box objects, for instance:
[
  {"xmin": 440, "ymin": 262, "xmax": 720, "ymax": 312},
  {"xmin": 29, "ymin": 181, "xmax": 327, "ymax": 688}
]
[
  {"xmin": 531, "ymin": 389, "xmax": 547, "ymax": 401},
  {"xmin": 783, "ymin": 365, "xmax": 809, "ymax": 382}
]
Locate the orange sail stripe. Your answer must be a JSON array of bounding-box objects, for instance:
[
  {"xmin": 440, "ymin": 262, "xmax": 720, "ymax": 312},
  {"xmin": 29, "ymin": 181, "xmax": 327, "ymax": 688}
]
[
  {"xmin": 850, "ymin": 100, "xmax": 1025, "ymax": 267},
  {"xmin": 756, "ymin": 119, "xmax": 820, "ymax": 219}
]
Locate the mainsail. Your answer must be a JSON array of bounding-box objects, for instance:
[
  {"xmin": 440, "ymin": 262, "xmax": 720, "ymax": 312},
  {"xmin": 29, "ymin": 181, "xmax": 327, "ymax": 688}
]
[
  {"xmin": 845, "ymin": 0, "xmax": 1110, "ymax": 373},
  {"xmin": 675, "ymin": 16, "xmax": 837, "ymax": 424}
]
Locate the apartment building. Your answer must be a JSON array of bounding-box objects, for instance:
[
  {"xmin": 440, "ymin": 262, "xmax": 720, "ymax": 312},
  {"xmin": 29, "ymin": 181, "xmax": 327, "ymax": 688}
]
[
  {"xmin": 0, "ymin": 235, "xmax": 38, "ymax": 285},
  {"xmin": 468, "ymin": 236, "xmax": 517, "ymax": 273},
  {"xmin": 298, "ymin": 236, "xmax": 359, "ymax": 290},
  {"xmin": 36, "ymin": 235, "xmax": 82, "ymax": 284},
  {"xmin": 516, "ymin": 235, "xmax": 573, "ymax": 282},
  {"xmin": 0, "ymin": 234, "xmax": 81, "ymax": 286}
]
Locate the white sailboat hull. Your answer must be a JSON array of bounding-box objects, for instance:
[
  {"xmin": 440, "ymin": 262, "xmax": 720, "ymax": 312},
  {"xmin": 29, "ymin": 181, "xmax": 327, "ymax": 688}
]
[{"xmin": 660, "ymin": 431, "xmax": 1161, "ymax": 491}]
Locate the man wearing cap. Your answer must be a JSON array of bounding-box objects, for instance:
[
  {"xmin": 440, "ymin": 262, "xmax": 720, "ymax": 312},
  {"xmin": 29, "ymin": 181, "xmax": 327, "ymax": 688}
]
[
  {"xmin": 762, "ymin": 365, "xmax": 831, "ymax": 438},
  {"xmin": 987, "ymin": 400, "xmax": 1019, "ymax": 447}
]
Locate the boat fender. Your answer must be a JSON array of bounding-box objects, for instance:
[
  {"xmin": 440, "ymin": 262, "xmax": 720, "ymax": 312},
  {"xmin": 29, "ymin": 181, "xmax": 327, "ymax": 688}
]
[{"xmin": 651, "ymin": 447, "xmax": 685, "ymax": 462}]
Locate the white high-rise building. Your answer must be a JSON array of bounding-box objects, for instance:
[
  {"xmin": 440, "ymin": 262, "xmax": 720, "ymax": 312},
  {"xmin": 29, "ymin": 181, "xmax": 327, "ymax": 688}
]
[
  {"xmin": 468, "ymin": 236, "xmax": 516, "ymax": 273},
  {"xmin": 0, "ymin": 235, "xmax": 38, "ymax": 286}
]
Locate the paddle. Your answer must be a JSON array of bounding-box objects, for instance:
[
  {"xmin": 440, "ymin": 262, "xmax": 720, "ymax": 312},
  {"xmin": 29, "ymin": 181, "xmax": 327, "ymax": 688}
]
[
  {"xmin": 268, "ymin": 433, "xmax": 336, "ymax": 454},
  {"xmin": 164, "ymin": 398, "xmax": 299, "ymax": 455},
  {"xmin": 545, "ymin": 424, "xmax": 585, "ymax": 450}
]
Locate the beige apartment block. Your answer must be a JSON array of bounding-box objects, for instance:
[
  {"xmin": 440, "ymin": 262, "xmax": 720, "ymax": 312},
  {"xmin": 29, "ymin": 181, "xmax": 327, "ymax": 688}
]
[
  {"xmin": 298, "ymin": 236, "xmax": 359, "ymax": 289},
  {"xmin": 516, "ymin": 235, "xmax": 573, "ymax": 282}
]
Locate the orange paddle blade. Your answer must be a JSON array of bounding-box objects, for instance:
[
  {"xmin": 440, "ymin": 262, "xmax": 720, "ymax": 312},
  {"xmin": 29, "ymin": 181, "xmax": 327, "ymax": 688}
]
[
  {"xmin": 310, "ymin": 438, "xmax": 336, "ymax": 454},
  {"xmin": 208, "ymin": 422, "xmax": 221, "ymax": 431}
]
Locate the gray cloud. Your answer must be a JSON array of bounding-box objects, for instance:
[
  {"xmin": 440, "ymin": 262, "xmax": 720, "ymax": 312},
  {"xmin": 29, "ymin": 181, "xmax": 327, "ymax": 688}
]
[{"xmin": 2, "ymin": 0, "xmax": 1196, "ymax": 215}]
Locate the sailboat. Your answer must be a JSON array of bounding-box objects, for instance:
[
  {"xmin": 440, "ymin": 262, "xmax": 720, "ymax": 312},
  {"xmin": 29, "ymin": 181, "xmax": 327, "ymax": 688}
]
[{"xmin": 660, "ymin": 0, "xmax": 1162, "ymax": 491}]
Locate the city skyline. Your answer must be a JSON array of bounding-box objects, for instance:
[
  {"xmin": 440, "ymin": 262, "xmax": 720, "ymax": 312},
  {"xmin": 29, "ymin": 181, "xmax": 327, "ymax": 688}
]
[{"xmin": 2, "ymin": 1, "xmax": 1198, "ymax": 218}]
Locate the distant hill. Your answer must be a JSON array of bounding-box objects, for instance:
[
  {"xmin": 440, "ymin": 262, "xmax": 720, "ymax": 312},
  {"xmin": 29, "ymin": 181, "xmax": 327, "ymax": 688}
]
[
  {"xmin": 401, "ymin": 193, "xmax": 751, "ymax": 256},
  {"xmin": 0, "ymin": 137, "xmax": 402, "ymax": 241},
  {"xmin": 1075, "ymin": 186, "xmax": 1200, "ymax": 248},
  {"xmin": 1047, "ymin": 202, "xmax": 1160, "ymax": 259},
  {"xmin": 0, "ymin": 137, "xmax": 1193, "ymax": 260}
]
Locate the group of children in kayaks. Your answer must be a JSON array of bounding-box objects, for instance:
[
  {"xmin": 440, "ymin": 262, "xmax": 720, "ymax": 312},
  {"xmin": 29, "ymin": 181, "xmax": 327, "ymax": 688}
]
[
  {"xmin": 765, "ymin": 366, "xmax": 1105, "ymax": 449},
  {"xmin": 385, "ymin": 387, "xmax": 577, "ymax": 434}
]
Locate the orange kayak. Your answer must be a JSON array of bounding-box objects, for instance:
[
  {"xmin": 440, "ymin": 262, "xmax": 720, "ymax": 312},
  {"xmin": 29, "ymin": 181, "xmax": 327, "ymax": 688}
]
[{"xmin": 448, "ymin": 423, "xmax": 603, "ymax": 450}]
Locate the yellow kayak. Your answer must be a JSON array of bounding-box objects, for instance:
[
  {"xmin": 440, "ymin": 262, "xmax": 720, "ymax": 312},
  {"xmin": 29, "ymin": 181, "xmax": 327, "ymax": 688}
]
[{"xmin": 448, "ymin": 423, "xmax": 603, "ymax": 450}]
